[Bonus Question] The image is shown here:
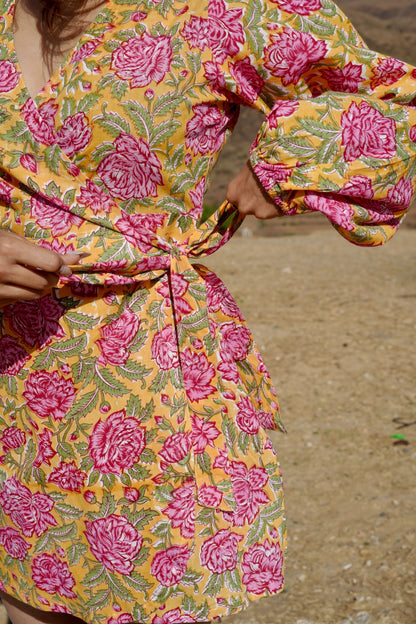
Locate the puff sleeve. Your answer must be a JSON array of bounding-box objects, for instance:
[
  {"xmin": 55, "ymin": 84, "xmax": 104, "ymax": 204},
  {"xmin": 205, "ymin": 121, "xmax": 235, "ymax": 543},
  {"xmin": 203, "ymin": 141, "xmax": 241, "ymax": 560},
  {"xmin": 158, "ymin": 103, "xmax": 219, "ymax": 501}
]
[{"xmin": 233, "ymin": 0, "xmax": 416, "ymax": 245}]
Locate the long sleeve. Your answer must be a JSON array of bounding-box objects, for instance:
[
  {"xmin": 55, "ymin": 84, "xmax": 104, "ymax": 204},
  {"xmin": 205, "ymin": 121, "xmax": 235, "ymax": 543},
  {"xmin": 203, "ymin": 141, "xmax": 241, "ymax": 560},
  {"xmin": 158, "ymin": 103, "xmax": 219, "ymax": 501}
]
[{"xmin": 220, "ymin": 0, "xmax": 416, "ymax": 245}]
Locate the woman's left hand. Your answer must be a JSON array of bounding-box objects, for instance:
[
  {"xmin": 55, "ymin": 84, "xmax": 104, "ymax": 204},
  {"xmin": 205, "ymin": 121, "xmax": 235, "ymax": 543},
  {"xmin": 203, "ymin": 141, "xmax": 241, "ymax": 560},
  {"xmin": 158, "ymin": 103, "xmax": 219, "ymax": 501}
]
[{"xmin": 226, "ymin": 162, "xmax": 282, "ymax": 219}]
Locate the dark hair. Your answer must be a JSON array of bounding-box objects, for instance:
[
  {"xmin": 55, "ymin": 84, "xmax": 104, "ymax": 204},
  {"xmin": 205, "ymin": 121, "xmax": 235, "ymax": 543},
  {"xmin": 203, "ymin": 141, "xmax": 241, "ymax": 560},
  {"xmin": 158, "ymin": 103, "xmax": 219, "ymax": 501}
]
[{"xmin": 38, "ymin": 0, "xmax": 104, "ymax": 43}]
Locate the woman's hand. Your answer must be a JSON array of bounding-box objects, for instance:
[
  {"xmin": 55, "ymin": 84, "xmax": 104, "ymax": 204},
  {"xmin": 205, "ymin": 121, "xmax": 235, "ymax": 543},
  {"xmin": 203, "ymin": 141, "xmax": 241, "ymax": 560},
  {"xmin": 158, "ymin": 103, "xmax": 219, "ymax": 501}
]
[
  {"xmin": 226, "ymin": 162, "xmax": 282, "ymax": 219},
  {"xmin": 0, "ymin": 230, "xmax": 83, "ymax": 308}
]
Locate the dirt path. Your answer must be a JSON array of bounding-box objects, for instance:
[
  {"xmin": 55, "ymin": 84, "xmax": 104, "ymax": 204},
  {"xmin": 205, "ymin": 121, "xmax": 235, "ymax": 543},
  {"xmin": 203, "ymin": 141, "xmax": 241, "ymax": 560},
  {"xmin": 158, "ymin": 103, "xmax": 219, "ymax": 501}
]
[{"xmin": 205, "ymin": 228, "xmax": 416, "ymax": 624}]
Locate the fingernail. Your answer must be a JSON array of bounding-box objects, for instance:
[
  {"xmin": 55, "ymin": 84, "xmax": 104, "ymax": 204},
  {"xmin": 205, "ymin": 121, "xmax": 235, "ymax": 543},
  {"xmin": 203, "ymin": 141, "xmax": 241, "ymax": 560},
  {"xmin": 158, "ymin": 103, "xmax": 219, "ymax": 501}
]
[
  {"xmin": 77, "ymin": 252, "xmax": 91, "ymax": 258},
  {"xmin": 59, "ymin": 265, "xmax": 72, "ymax": 277}
]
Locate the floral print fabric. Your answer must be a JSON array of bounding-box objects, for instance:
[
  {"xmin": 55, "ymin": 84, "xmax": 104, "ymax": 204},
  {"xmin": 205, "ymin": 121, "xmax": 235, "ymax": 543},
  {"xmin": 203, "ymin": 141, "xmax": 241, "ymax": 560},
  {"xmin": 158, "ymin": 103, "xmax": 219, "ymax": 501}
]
[{"xmin": 0, "ymin": 0, "xmax": 416, "ymax": 622}]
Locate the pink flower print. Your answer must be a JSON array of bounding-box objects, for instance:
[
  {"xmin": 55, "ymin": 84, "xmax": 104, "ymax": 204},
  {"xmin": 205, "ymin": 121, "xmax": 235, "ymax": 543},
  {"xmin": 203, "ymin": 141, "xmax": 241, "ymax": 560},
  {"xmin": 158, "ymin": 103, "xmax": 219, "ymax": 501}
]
[
  {"xmin": 0, "ymin": 336, "xmax": 30, "ymax": 375},
  {"xmin": 304, "ymin": 193, "xmax": 355, "ymax": 232},
  {"xmin": 180, "ymin": 348, "xmax": 216, "ymax": 402},
  {"xmin": 159, "ymin": 432, "xmax": 192, "ymax": 464},
  {"xmin": 252, "ymin": 162, "xmax": 291, "ymax": 192},
  {"xmin": 341, "ymin": 101, "xmax": 396, "ymax": 161},
  {"xmin": 182, "ymin": 0, "xmax": 244, "ymax": 63},
  {"xmin": 182, "ymin": 15, "xmax": 211, "ymax": 52},
  {"xmin": 267, "ymin": 101, "xmax": 299, "ymax": 129},
  {"xmin": 387, "ymin": 177, "xmax": 414, "ymax": 208},
  {"xmin": 0, "ymin": 527, "xmax": 30, "ymax": 560},
  {"xmin": 151, "ymin": 325, "xmax": 180, "ymax": 371},
  {"xmin": 264, "ymin": 28, "xmax": 327, "ymax": 86},
  {"xmin": 185, "ymin": 103, "xmax": 231, "ymax": 155},
  {"xmin": 48, "ymin": 461, "xmax": 86, "ymax": 492},
  {"xmin": 0, "ymin": 476, "xmax": 57, "ymax": 537},
  {"xmin": 123, "ymin": 487, "xmax": 140, "ymax": 503},
  {"xmin": 272, "ymin": 0, "xmax": 321, "ymax": 14},
  {"xmin": 189, "ymin": 176, "xmax": 207, "ymax": 221},
  {"xmin": 150, "ymin": 545, "xmax": 191, "ymax": 586},
  {"xmin": 20, "ymin": 153, "xmax": 38, "ymax": 173},
  {"xmin": 77, "ymin": 179, "xmax": 116, "ymax": 215},
  {"xmin": 88, "ymin": 409, "xmax": 146, "ymax": 474},
  {"xmin": 258, "ymin": 410, "xmax": 278, "ymax": 430},
  {"xmin": 0, "ymin": 427, "xmax": 26, "ymax": 452},
  {"xmin": 55, "ymin": 112, "xmax": 92, "ymax": 157},
  {"xmin": 236, "ymin": 397, "xmax": 260, "ymax": 436},
  {"xmin": 205, "ymin": 271, "xmax": 243, "ymax": 319},
  {"xmin": 112, "ymin": 33, "xmax": 173, "ymax": 87},
  {"xmin": 31, "ymin": 194, "xmax": 82, "ymax": 237},
  {"xmin": 219, "ymin": 321, "xmax": 251, "ymax": 361},
  {"xmin": 371, "ymin": 57, "xmax": 406, "ymax": 89},
  {"xmin": 96, "ymin": 308, "xmax": 140, "ymax": 367},
  {"xmin": 152, "ymin": 608, "xmax": 196, "ymax": 624},
  {"xmin": 410, "ymin": 125, "xmax": 416, "ymax": 142},
  {"xmin": 23, "ymin": 371, "xmax": 76, "ymax": 421},
  {"xmin": 38, "ymin": 239, "xmax": 76, "ymax": 256},
  {"xmin": 207, "ymin": 0, "xmax": 245, "ymax": 63},
  {"xmin": 341, "ymin": 175, "xmax": 374, "ymax": 199},
  {"xmin": 108, "ymin": 615, "xmax": 134, "ymax": 624},
  {"xmin": 218, "ymin": 359, "xmax": 239, "ymax": 384},
  {"xmin": 230, "ymin": 461, "xmax": 270, "ymax": 526},
  {"xmin": 85, "ymin": 515, "xmax": 143, "ymax": 575},
  {"xmin": 0, "ymin": 179, "xmax": 12, "ymax": 206},
  {"xmin": 21, "ymin": 98, "xmax": 57, "ymax": 146},
  {"xmin": 70, "ymin": 39, "xmax": 101, "ymax": 64},
  {"xmin": 162, "ymin": 481, "xmax": 195, "ymax": 538},
  {"xmin": 200, "ymin": 528, "xmax": 243, "ymax": 574},
  {"xmin": 33, "ymin": 429, "xmax": 56, "ymax": 468},
  {"xmin": 51, "ymin": 605, "xmax": 72, "ymax": 614},
  {"xmin": 31, "ymin": 553, "xmax": 76, "ymax": 598},
  {"xmin": 230, "ymin": 57, "xmax": 264, "ymax": 103},
  {"xmin": 203, "ymin": 61, "xmax": 226, "ymax": 95},
  {"xmin": 98, "ymin": 134, "xmax": 163, "ymax": 200},
  {"xmin": 4, "ymin": 296, "xmax": 65, "ymax": 348},
  {"xmin": 321, "ymin": 62, "xmax": 363, "ymax": 93},
  {"xmin": 115, "ymin": 211, "xmax": 166, "ymax": 252},
  {"xmin": 242, "ymin": 540, "xmax": 284, "ymax": 595},
  {"xmin": 0, "ymin": 60, "xmax": 19, "ymax": 92},
  {"xmin": 157, "ymin": 274, "xmax": 193, "ymax": 316},
  {"xmin": 197, "ymin": 484, "xmax": 223, "ymax": 508},
  {"xmin": 190, "ymin": 414, "xmax": 220, "ymax": 454}
]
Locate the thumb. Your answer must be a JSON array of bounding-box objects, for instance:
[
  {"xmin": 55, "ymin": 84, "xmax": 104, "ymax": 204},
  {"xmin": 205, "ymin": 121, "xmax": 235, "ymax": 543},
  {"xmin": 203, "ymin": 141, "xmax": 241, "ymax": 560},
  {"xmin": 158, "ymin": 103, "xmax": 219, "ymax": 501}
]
[{"xmin": 58, "ymin": 252, "xmax": 91, "ymax": 276}]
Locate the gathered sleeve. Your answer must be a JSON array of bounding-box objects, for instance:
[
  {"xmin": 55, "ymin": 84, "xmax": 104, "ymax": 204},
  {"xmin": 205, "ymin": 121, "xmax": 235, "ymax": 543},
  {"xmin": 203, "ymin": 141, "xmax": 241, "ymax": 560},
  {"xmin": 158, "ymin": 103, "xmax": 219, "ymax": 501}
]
[{"xmin": 232, "ymin": 0, "xmax": 416, "ymax": 245}]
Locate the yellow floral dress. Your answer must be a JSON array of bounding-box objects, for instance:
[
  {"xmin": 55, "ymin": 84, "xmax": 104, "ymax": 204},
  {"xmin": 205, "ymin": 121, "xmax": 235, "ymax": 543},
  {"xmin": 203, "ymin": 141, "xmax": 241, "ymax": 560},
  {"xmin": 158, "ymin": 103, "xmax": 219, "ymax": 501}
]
[{"xmin": 0, "ymin": 0, "xmax": 416, "ymax": 622}]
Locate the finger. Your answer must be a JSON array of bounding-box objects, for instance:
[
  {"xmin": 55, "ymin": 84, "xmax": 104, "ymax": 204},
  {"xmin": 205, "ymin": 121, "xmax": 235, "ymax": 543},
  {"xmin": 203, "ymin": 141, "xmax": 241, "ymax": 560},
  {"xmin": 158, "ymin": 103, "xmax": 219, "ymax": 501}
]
[
  {"xmin": 0, "ymin": 284, "xmax": 46, "ymax": 302},
  {"xmin": 0, "ymin": 234, "xmax": 63, "ymax": 274},
  {"xmin": 5, "ymin": 265, "xmax": 59, "ymax": 291},
  {"xmin": 0, "ymin": 231, "xmax": 85, "ymax": 274}
]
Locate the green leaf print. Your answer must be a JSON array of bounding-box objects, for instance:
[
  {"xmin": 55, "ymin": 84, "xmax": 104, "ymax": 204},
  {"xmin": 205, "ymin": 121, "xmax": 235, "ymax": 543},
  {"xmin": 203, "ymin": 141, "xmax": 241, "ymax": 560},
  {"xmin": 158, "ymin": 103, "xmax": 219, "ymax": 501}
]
[
  {"xmin": 94, "ymin": 367, "xmax": 130, "ymax": 396},
  {"xmin": 124, "ymin": 571, "xmax": 152, "ymax": 594},
  {"xmin": 243, "ymin": 0, "xmax": 266, "ymax": 57},
  {"xmin": 203, "ymin": 572, "xmax": 224, "ymax": 597},
  {"xmin": 32, "ymin": 335, "xmax": 88, "ymax": 370},
  {"xmin": 44, "ymin": 144, "xmax": 62, "ymax": 174},
  {"xmin": 122, "ymin": 101, "xmax": 154, "ymax": 140},
  {"xmin": 153, "ymin": 93, "xmax": 185, "ymax": 117},
  {"xmin": 66, "ymin": 389, "xmax": 99, "ymax": 419},
  {"xmin": 245, "ymin": 499, "xmax": 284, "ymax": 547},
  {"xmin": 116, "ymin": 361, "xmax": 151, "ymax": 383},
  {"xmin": 96, "ymin": 110, "xmax": 130, "ymax": 137}
]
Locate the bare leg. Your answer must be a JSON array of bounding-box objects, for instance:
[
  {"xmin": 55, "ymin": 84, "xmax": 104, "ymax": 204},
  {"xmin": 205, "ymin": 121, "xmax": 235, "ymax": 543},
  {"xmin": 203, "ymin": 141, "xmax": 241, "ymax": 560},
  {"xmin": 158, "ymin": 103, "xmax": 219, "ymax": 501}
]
[{"xmin": 0, "ymin": 593, "xmax": 86, "ymax": 624}]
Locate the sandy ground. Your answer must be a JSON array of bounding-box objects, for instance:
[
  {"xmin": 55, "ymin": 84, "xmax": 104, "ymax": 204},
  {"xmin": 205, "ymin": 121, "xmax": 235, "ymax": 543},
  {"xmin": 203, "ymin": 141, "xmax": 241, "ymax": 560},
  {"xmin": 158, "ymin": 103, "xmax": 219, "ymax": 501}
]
[{"xmin": 204, "ymin": 228, "xmax": 416, "ymax": 624}]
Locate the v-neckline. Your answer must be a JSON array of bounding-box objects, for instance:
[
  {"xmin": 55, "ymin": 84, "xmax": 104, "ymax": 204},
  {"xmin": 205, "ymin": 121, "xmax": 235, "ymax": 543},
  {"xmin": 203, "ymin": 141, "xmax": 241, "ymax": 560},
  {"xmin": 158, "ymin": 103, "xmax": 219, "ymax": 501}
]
[{"xmin": 10, "ymin": 0, "xmax": 109, "ymax": 108}]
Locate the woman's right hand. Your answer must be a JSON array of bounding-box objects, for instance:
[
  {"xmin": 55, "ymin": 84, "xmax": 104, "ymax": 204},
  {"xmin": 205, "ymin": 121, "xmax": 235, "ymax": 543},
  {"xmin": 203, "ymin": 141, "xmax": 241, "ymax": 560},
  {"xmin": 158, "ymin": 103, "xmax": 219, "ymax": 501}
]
[{"xmin": 0, "ymin": 230, "xmax": 84, "ymax": 308}]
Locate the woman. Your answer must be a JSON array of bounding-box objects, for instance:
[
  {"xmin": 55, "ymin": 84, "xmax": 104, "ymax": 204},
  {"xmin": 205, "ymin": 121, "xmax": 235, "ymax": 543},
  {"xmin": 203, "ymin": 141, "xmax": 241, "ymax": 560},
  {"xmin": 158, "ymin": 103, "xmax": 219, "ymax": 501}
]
[{"xmin": 0, "ymin": 1, "xmax": 415, "ymax": 624}]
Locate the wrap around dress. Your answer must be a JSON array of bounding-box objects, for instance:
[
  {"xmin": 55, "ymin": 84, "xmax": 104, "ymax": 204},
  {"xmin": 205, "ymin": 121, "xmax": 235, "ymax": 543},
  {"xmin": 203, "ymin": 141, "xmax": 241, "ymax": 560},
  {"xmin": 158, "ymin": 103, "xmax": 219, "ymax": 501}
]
[{"xmin": 0, "ymin": 0, "xmax": 416, "ymax": 622}]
